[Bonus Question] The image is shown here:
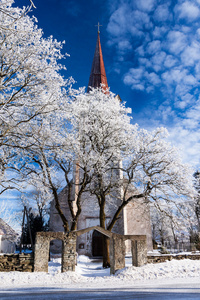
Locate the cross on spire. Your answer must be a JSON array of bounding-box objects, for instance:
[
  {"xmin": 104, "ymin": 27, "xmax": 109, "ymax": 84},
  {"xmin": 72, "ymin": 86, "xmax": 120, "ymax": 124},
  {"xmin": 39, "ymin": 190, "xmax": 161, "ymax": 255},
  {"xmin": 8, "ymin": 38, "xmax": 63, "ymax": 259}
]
[{"xmin": 95, "ymin": 22, "xmax": 102, "ymax": 33}]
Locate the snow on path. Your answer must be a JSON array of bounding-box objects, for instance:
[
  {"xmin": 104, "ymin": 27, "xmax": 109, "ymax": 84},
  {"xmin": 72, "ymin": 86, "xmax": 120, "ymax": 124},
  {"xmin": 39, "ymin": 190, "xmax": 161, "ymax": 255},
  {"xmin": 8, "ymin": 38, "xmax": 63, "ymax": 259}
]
[{"xmin": 0, "ymin": 256, "xmax": 200, "ymax": 290}]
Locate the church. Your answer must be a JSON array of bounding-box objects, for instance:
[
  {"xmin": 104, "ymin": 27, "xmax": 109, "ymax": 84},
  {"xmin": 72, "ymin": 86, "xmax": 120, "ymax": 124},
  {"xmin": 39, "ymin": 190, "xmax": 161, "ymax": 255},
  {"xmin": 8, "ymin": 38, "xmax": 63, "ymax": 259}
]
[{"xmin": 49, "ymin": 30, "xmax": 153, "ymax": 256}]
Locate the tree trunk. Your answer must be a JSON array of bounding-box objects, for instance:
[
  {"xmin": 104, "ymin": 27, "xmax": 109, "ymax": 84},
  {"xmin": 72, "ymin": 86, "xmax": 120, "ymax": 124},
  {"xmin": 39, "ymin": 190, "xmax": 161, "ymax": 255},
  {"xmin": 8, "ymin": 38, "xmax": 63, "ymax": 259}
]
[{"xmin": 98, "ymin": 192, "xmax": 111, "ymax": 268}]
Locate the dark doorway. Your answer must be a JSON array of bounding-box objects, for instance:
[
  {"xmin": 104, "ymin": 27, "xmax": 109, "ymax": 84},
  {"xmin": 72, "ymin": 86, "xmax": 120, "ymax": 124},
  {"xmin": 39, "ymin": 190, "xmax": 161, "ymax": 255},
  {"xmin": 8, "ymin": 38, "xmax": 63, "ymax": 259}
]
[
  {"xmin": 92, "ymin": 230, "xmax": 103, "ymax": 257},
  {"xmin": 49, "ymin": 239, "xmax": 62, "ymax": 257}
]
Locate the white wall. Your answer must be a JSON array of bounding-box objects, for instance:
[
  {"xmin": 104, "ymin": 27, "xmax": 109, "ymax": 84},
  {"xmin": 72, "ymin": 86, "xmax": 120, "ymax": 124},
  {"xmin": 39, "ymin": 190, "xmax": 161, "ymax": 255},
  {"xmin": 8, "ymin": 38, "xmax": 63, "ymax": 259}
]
[{"xmin": 0, "ymin": 235, "xmax": 16, "ymax": 253}]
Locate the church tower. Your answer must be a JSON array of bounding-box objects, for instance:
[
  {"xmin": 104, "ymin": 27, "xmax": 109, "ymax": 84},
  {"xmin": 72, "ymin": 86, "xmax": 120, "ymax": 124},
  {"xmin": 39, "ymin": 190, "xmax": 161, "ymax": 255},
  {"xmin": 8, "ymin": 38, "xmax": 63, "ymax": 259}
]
[
  {"xmin": 49, "ymin": 27, "xmax": 153, "ymax": 256},
  {"xmin": 87, "ymin": 27, "xmax": 109, "ymax": 93}
]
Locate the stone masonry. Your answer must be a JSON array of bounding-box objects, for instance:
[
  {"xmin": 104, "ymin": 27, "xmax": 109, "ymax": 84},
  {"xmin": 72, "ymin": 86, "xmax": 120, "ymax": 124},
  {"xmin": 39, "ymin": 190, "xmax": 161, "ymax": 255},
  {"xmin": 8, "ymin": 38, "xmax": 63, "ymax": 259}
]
[
  {"xmin": 34, "ymin": 231, "xmax": 77, "ymax": 272},
  {"xmin": 109, "ymin": 234, "xmax": 126, "ymax": 274},
  {"xmin": 132, "ymin": 239, "xmax": 147, "ymax": 267},
  {"xmin": 147, "ymin": 253, "xmax": 200, "ymax": 264},
  {"xmin": 109, "ymin": 234, "xmax": 147, "ymax": 274},
  {"xmin": 0, "ymin": 253, "xmax": 34, "ymax": 272}
]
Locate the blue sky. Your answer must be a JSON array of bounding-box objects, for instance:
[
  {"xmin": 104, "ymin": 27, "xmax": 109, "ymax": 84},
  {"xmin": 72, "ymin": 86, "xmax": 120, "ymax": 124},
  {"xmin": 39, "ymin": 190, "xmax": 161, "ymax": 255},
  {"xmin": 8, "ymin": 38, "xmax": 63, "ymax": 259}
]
[{"xmin": 15, "ymin": 0, "xmax": 200, "ymax": 169}]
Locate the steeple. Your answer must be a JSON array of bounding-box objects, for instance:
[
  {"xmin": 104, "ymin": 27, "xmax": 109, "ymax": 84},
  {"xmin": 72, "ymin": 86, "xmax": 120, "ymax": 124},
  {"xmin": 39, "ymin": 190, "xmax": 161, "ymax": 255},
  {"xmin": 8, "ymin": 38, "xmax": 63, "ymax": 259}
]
[{"xmin": 87, "ymin": 28, "xmax": 109, "ymax": 93}]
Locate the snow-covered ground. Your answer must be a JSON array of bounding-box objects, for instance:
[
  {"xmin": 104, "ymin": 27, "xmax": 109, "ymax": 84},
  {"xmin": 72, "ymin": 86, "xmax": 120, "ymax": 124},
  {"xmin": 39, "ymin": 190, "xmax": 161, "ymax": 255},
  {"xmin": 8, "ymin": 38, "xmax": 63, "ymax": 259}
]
[{"xmin": 0, "ymin": 255, "xmax": 200, "ymax": 290}]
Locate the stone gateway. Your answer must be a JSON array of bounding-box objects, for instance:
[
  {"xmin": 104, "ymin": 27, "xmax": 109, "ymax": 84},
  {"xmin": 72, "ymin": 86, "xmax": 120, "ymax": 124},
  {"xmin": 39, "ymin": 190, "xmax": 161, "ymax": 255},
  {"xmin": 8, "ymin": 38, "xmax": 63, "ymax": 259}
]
[{"xmin": 34, "ymin": 228, "xmax": 147, "ymax": 274}]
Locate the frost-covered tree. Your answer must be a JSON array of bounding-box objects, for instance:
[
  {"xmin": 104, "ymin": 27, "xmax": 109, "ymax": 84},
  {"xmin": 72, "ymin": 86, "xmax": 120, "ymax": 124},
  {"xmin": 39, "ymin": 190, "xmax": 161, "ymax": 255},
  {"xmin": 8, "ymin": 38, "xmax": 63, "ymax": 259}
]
[
  {"xmin": 111, "ymin": 128, "xmax": 195, "ymax": 230},
  {"xmin": 0, "ymin": 199, "xmax": 21, "ymax": 230},
  {"xmin": 72, "ymin": 88, "xmax": 133, "ymax": 224},
  {"xmin": 182, "ymin": 171, "xmax": 200, "ymax": 249},
  {"xmin": 70, "ymin": 88, "xmax": 133, "ymax": 266},
  {"xmin": 150, "ymin": 202, "xmax": 184, "ymax": 248},
  {"xmin": 193, "ymin": 171, "xmax": 200, "ymax": 231},
  {"xmin": 19, "ymin": 86, "xmax": 195, "ymax": 266},
  {"xmin": 68, "ymin": 88, "xmax": 195, "ymax": 266},
  {"xmin": 0, "ymin": 0, "xmax": 36, "ymax": 20},
  {"xmin": 19, "ymin": 86, "xmax": 90, "ymax": 232},
  {"xmin": 0, "ymin": 0, "xmax": 68, "ymax": 194},
  {"xmin": 19, "ymin": 87, "xmax": 133, "ymax": 237}
]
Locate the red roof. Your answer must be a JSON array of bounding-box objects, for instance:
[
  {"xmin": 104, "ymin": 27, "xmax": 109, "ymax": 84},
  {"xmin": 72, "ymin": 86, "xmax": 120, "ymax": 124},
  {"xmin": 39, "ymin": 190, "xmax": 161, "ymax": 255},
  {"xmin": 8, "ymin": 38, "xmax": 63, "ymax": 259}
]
[{"xmin": 87, "ymin": 32, "xmax": 109, "ymax": 93}]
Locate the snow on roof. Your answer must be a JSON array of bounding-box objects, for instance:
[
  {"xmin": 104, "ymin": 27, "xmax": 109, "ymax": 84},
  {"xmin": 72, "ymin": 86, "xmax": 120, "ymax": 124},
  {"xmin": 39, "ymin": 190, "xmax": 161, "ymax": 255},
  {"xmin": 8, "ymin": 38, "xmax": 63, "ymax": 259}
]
[{"xmin": 0, "ymin": 218, "xmax": 17, "ymax": 236}]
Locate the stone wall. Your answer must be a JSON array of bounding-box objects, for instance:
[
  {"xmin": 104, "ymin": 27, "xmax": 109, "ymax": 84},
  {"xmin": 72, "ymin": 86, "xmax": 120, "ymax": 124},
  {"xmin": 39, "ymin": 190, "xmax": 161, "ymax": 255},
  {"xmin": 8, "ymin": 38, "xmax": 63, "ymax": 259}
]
[
  {"xmin": 0, "ymin": 253, "xmax": 34, "ymax": 272},
  {"xmin": 147, "ymin": 253, "xmax": 200, "ymax": 264}
]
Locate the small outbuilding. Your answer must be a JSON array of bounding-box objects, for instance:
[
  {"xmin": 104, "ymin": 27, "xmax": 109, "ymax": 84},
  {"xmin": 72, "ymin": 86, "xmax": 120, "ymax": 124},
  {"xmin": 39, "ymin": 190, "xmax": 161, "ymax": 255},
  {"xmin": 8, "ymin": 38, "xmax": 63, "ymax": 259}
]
[{"xmin": 0, "ymin": 218, "xmax": 18, "ymax": 253}]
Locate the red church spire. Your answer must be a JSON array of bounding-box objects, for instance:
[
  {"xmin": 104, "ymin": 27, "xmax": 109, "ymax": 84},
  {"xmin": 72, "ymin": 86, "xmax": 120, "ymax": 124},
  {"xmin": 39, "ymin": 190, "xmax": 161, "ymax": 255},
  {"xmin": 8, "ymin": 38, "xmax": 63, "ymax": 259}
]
[{"xmin": 87, "ymin": 24, "xmax": 109, "ymax": 93}]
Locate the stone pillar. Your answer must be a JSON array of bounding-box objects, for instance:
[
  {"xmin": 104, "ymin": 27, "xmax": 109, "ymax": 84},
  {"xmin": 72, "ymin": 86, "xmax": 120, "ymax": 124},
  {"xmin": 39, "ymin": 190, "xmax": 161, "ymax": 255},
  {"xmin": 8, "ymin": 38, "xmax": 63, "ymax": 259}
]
[
  {"xmin": 110, "ymin": 235, "xmax": 125, "ymax": 275},
  {"xmin": 131, "ymin": 239, "xmax": 147, "ymax": 267},
  {"xmin": 34, "ymin": 233, "xmax": 50, "ymax": 272},
  {"xmin": 62, "ymin": 232, "xmax": 77, "ymax": 272}
]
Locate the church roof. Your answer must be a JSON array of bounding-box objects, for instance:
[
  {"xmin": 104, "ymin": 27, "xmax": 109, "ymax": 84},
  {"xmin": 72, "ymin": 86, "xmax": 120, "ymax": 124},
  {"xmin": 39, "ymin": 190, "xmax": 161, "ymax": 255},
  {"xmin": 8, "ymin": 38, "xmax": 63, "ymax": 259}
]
[{"xmin": 87, "ymin": 32, "xmax": 109, "ymax": 93}]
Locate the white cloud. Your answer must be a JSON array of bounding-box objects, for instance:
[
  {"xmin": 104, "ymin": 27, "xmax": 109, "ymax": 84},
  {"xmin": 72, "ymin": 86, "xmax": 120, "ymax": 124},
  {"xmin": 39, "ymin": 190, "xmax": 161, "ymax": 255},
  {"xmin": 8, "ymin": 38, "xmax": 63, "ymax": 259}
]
[
  {"xmin": 106, "ymin": 0, "xmax": 200, "ymax": 169},
  {"xmin": 107, "ymin": 5, "xmax": 151, "ymax": 38},
  {"xmin": 136, "ymin": 45, "xmax": 145, "ymax": 56},
  {"xmin": 124, "ymin": 67, "xmax": 144, "ymax": 80},
  {"xmin": 146, "ymin": 40, "xmax": 161, "ymax": 55},
  {"xmin": 153, "ymin": 4, "xmax": 171, "ymax": 22},
  {"xmin": 164, "ymin": 55, "xmax": 178, "ymax": 68},
  {"xmin": 195, "ymin": 28, "xmax": 200, "ymax": 38},
  {"xmin": 183, "ymin": 74, "xmax": 197, "ymax": 85},
  {"xmin": 107, "ymin": 0, "xmax": 200, "ymax": 105},
  {"xmin": 107, "ymin": 5, "xmax": 129, "ymax": 37},
  {"xmin": 166, "ymin": 31, "xmax": 187, "ymax": 55},
  {"xmin": 182, "ymin": 118, "xmax": 199, "ymax": 129},
  {"xmin": 156, "ymin": 105, "xmax": 175, "ymax": 122},
  {"xmin": 117, "ymin": 40, "xmax": 132, "ymax": 52},
  {"xmin": 162, "ymin": 69, "xmax": 187, "ymax": 85},
  {"xmin": 175, "ymin": 1, "xmax": 200, "ymax": 22},
  {"xmin": 107, "ymin": 5, "xmax": 152, "ymax": 40},
  {"xmin": 123, "ymin": 67, "xmax": 145, "ymax": 90},
  {"xmin": 181, "ymin": 42, "xmax": 200, "ymax": 66},
  {"xmin": 160, "ymin": 97, "xmax": 200, "ymax": 166},
  {"xmin": 185, "ymin": 98, "xmax": 200, "ymax": 120},
  {"xmin": 175, "ymin": 99, "xmax": 190, "ymax": 109},
  {"xmin": 138, "ymin": 57, "xmax": 152, "ymax": 68},
  {"xmin": 168, "ymin": 123, "xmax": 200, "ymax": 167},
  {"xmin": 175, "ymin": 83, "xmax": 193, "ymax": 100},
  {"xmin": 145, "ymin": 72, "xmax": 161, "ymax": 85},
  {"xmin": 123, "ymin": 68, "xmax": 161, "ymax": 91},
  {"xmin": 179, "ymin": 93, "xmax": 194, "ymax": 107},
  {"xmin": 194, "ymin": 62, "xmax": 200, "ymax": 79},
  {"xmin": 131, "ymin": 10, "xmax": 152, "ymax": 30},
  {"xmin": 152, "ymin": 26, "xmax": 168, "ymax": 38},
  {"xmin": 135, "ymin": 0, "xmax": 156, "ymax": 12},
  {"xmin": 151, "ymin": 51, "xmax": 166, "ymax": 72}
]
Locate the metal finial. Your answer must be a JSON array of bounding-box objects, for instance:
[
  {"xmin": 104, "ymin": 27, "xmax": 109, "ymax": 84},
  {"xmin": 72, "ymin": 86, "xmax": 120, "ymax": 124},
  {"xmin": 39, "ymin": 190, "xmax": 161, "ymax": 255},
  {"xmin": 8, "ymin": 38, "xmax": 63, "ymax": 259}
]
[{"xmin": 95, "ymin": 22, "xmax": 102, "ymax": 33}]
